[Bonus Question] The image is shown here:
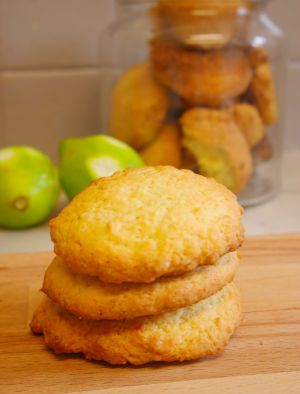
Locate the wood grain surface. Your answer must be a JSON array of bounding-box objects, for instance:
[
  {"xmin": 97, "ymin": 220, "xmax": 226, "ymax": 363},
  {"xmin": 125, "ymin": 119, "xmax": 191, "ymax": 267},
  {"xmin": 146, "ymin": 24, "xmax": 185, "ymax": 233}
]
[{"xmin": 0, "ymin": 234, "xmax": 299, "ymax": 394}]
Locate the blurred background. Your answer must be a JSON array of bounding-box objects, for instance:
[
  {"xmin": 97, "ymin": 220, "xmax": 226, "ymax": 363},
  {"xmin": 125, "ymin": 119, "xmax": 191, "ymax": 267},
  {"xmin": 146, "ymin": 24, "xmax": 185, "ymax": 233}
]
[
  {"xmin": 0, "ymin": 0, "xmax": 299, "ymax": 252},
  {"xmin": 0, "ymin": 0, "xmax": 299, "ymax": 160}
]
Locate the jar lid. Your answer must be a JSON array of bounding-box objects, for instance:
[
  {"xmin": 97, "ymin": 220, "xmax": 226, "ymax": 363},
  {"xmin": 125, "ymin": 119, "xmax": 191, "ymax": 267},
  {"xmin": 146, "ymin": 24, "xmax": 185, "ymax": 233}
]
[{"xmin": 158, "ymin": 0, "xmax": 260, "ymax": 7}]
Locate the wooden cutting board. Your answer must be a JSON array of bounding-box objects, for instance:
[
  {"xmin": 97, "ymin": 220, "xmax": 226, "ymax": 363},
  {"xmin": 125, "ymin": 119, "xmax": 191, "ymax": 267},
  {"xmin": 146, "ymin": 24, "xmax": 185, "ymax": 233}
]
[{"xmin": 0, "ymin": 234, "xmax": 300, "ymax": 394}]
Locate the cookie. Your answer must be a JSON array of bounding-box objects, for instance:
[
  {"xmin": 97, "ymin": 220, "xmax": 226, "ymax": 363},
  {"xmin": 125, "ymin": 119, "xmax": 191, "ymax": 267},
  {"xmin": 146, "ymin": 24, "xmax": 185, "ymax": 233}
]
[
  {"xmin": 43, "ymin": 252, "xmax": 239, "ymax": 320},
  {"xmin": 151, "ymin": 40, "xmax": 252, "ymax": 107},
  {"xmin": 229, "ymin": 103, "xmax": 264, "ymax": 147},
  {"xmin": 181, "ymin": 108, "xmax": 253, "ymax": 194},
  {"xmin": 247, "ymin": 47, "xmax": 278, "ymax": 125},
  {"xmin": 110, "ymin": 63, "xmax": 169, "ymax": 149},
  {"xmin": 140, "ymin": 123, "xmax": 182, "ymax": 167},
  {"xmin": 31, "ymin": 283, "xmax": 242, "ymax": 365},
  {"xmin": 50, "ymin": 167, "xmax": 244, "ymax": 284}
]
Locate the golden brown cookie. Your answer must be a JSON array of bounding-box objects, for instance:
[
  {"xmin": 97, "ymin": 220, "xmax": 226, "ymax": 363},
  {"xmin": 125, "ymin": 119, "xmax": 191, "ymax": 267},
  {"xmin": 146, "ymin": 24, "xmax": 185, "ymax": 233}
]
[
  {"xmin": 31, "ymin": 283, "xmax": 242, "ymax": 366},
  {"xmin": 152, "ymin": 0, "xmax": 253, "ymax": 49},
  {"xmin": 229, "ymin": 103, "xmax": 264, "ymax": 147},
  {"xmin": 181, "ymin": 108, "xmax": 253, "ymax": 194},
  {"xmin": 247, "ymin": 47, "xmax": 278, "ymax": 126},
  {"xmin": 50, "ymin": 167, "xmax": 244, "ymax": 284},
  {"xmin": 140, "ymin": 123, "xmax": 182, "ymax": 167},
  {"xmin": 43, "ymin": 252, "xmax": 239, "ymax": 321},
  {"xmin": 110, "ymin": 63, "xmax": 169, "ymax": 149},
  {"xmin": 151, "ymin": 40, "xmax": 252, "ymax": 107}
]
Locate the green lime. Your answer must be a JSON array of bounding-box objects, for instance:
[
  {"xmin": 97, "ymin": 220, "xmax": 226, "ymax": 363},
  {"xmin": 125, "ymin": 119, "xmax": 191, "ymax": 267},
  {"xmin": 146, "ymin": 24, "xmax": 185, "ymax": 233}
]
[
  {"xmin": 0, "ymin": 146, "xmax": 59, "ymax": 229},
  {"xmin": 59, "ymin": 135, "xmax": 144, "ymax": 199}
]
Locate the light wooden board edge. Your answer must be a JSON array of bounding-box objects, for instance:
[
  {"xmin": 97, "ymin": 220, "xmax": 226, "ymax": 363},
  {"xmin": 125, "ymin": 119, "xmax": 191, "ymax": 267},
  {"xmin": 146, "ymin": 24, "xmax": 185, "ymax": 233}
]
[{"xmin": 70, "ymin": 372, "xmax": 300, "ymax": 394}]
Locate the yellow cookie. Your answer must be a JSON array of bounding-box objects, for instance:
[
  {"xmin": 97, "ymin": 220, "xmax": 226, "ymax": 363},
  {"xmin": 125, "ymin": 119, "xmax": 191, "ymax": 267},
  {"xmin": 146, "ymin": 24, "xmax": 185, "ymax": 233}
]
[
  {"xmin": 43, "ymin": 252, "xmax": 239, "ymax": 320},
  {"xmin": 50, "ymin": 167, "xmax": 244, "ymax": 284},
  {"xmin": 140, "ymin": 123, "xmax": 182, "ymax": 167},
  {"xmin": 110, "ymin": 63, "xmax": 169, "ymax": 149},
  {"xmin": 151, "ymin": 40, "xmax": 252, "ymax": 107},
  {"xmin": 181, "ymin": 108, "xmax": 253, "ymax": 194},
  {"xmin": 31, "ymin": 283, "xmax": 242, "ymax": 366}
]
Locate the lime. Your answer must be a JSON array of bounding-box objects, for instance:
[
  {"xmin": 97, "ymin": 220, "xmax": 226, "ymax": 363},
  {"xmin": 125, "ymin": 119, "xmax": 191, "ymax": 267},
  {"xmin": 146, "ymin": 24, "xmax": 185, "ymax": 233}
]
[
  {"xmin": 59, "ymin": 135, "xmax": 144, "ymax": 199},
  {"xmin": 0, "ymin": 146, "xmax": 59, "ymax": 229}
]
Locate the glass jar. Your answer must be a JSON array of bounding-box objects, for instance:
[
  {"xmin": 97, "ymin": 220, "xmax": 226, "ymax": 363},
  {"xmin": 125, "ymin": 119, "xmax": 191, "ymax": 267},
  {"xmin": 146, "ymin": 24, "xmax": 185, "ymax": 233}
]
[{"xmin": 99, "ymin": 0, "xmax": 286, "ymax": 206}]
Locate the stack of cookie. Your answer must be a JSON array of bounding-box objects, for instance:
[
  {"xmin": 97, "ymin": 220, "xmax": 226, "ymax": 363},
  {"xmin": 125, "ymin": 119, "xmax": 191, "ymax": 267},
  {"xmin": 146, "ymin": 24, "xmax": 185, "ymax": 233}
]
[
  {"xmin": 109, "ymin": 0, "xmax": 278, "ymax": 195},
  {"xmin": 31, "ymin": 167, "xmax": 244, "ymax": 365}
]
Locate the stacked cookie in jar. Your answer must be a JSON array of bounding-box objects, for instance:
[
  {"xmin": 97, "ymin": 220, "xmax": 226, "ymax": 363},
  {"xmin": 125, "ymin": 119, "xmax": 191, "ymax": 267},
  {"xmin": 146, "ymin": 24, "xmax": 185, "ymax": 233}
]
[{"xmin": 108, "ymin": 0, "xmax": 282, "ymax": 204}]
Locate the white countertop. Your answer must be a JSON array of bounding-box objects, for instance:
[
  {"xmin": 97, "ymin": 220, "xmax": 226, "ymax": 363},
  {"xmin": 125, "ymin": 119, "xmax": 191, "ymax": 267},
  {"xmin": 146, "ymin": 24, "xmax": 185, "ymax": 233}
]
[{"xmin": 1, "ymin": 150, "xmax": 299, "ymax": 254}]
